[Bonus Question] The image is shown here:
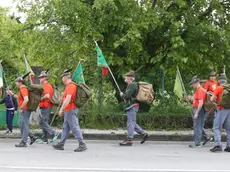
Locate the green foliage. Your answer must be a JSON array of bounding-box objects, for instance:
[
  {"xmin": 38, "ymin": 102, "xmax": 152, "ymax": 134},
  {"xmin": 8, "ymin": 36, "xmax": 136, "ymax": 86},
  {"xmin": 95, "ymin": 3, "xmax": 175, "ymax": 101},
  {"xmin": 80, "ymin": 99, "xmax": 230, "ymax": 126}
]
[
  {"xmin": 49, "ymin": 91, "xmax": 193, "ymax": 130},
  {"xmin": 149, "ymin": 94, "xmax": 192, "ymax": 116},
  {"xmin": 2, "ymin": 0, "xmax": 229, "ymax": 84}
]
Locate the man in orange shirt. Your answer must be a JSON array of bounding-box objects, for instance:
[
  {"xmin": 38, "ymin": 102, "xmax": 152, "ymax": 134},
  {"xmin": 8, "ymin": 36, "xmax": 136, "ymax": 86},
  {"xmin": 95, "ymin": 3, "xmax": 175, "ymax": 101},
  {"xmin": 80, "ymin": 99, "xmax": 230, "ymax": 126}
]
[
  {"xmin": 203, "ymin": 71, "xmax": 218, "ymax": 92},
  {"xmin": 38, "ymin": 71, "xmax": 59, "ymax": 143},
  {"xmin": 53, "ymin": 70, "xmax": 87, "ymax": 152},
  {"xmin": 210, "ymin": 75, "xmax": 230, "ymax": 152},
  {"xmin": 202, "ymin": 71, "xmax": 218, "ymax": 145},
  {"xmin": 8, "ymin": 77, "xmax": 37, "ymax": 147},
  {"xmin": 187, "ymin": 76, "xmax": 207, "ymax": 148}
]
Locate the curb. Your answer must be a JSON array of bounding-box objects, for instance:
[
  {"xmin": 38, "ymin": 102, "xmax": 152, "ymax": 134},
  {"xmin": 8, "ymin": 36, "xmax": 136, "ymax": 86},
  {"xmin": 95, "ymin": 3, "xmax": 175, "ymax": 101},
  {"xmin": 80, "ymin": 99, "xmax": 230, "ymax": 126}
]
[{"xmin": 0, "ymin": 132, "xmax": 227, "ymax": 142}]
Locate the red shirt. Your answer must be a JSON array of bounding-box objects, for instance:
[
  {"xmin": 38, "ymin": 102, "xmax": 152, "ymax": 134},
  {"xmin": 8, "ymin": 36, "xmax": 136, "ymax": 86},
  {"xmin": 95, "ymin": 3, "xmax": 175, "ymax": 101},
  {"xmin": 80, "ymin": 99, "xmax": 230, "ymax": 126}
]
[
  {"xmin": 18, "ymin": 85, "xmax": 29, "ymax": 110},
  {"xmin": 203, "ymin": 80, "xmax": 218, "ymax": 93},
  {"xmin": 193, "ymin": 86, "xmax": 206, "ymax": 108},
  {"xmin": 213, "ymin": 86, "xmax": 224, "ymax": 110},
  {"xmin": 39, "ymin": 82, "xmax": 53, "ymax": 108},
  {"xmin": 63, "ymin": 82, "xmax": 77, "ymax": 112}
]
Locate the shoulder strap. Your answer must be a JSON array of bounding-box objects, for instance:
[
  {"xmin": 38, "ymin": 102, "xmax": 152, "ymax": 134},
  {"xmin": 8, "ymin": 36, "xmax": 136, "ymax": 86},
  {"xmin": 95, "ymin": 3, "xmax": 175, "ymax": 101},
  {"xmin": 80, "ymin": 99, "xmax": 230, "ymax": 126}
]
[
  {"xmin": 19, "ymin": 90, "xmax": 23, "ymax": 100},
  {"xmin": 66, "ymin": 82, "xmax": 77, "ymax": 103},
  {"xmin": 208, "ymin": 82, "xmax": 211, "ymax": 91}
]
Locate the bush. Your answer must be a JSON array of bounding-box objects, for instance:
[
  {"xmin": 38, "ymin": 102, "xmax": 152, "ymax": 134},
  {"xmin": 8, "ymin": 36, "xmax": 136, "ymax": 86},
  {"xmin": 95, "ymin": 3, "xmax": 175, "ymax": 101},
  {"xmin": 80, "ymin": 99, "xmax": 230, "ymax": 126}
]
[
  {"xmin": 0, "ymin": 87, "xmax": 195, "ymax": 130},
  {"xmin": 50, "ymin": 93, "xmax": 194, "ymax": 130}
]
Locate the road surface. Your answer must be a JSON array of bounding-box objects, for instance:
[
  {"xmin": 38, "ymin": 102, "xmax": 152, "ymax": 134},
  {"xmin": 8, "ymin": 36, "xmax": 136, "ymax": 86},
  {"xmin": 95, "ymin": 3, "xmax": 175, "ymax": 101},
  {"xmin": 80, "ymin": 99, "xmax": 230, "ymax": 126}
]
[{"xmin": 0, "ymin": 139, "xmax": 229, "ymax": 172}]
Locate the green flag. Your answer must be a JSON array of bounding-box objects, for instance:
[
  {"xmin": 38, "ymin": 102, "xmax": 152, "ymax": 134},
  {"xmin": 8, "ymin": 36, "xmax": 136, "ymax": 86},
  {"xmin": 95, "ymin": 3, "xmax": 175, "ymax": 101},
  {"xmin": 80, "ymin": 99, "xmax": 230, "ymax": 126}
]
[
  {"xmin": 0, "ymin": 63, "xmax": 3, "ymax": 88},
  {"xmin": 96, "ymin": 42, "xmax": 109, "ymax": 77},
  {"xmin": 0, "ymin": 62, "xmax": 7, "ymax": 97},
  {"xmin": 174, "ymin": 67, "xmax": 185, "ymax": 99},
  {"xmin": 73, "ymin": 63, "xmax": 85, "ymax": 83}
]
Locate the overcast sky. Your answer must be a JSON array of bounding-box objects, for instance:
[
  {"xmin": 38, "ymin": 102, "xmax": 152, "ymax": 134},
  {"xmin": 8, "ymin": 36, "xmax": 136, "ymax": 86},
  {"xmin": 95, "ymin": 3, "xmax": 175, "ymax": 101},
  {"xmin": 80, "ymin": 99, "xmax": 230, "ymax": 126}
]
[
  {"xmin": 0, "ymin": 0, "xmax": 26, "ymax": 22},
  {"xmin": 0, "ymin": 0, "xmax": 13, "ymax": 7}
]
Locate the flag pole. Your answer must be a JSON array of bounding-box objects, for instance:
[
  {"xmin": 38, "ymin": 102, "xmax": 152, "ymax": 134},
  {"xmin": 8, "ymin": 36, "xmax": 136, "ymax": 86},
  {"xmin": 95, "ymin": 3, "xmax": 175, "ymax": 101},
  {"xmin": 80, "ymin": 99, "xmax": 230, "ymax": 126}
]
[{"xmin": 108, "ymin": 67, "xmax": 121, "ymax": 93}]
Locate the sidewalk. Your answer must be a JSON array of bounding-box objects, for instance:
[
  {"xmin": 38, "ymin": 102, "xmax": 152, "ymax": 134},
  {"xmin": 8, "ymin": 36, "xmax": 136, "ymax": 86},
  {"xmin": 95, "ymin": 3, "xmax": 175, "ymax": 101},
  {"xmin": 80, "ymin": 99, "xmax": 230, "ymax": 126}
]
[{"xmin": 0, "ymin": 128, "xmax": 226, "ymax": 141}]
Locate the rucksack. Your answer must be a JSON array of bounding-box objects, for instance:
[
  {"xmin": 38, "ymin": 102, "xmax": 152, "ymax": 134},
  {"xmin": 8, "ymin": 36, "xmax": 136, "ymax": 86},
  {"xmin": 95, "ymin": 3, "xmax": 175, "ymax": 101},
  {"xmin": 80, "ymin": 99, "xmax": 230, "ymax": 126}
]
[
  {"xmin": 49, "ymin": 85, "xmax": 62, "ymax": 106},
  {"xmin": 136, "ymin": 82, "xmax": 154, "ymax": 103},
  {"xmin": 204, "ymin": 92, "xmax": 217, "ymax": 115},
  {"xmin": 20, "ymin": 85, "xmax": 43, "ymax": 111},
  {"xmin": 220, "ymin": 84, "xmax": 230, "ymax": 109},
  {"xmin": 72, "ymin": 83, "xmax": 92, "ymax": 108}
]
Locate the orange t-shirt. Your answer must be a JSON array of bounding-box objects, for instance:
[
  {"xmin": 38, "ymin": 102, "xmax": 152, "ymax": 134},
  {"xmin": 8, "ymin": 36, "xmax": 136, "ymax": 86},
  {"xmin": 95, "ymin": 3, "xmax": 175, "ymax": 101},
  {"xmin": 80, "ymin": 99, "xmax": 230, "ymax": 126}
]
[
  {"xmin": 63, "ymin": 82, "xmax": 77, "ymax": 112},
  {"xmin": 39, "ymin": 82, "xmax": 54, "ymax": 108},
  {"xmin": 213, "ymin": 86, "xmax": 224, "ymax": 110},
  {"xmin": 18, "ymin": 85, "xmax": 29, "ymax": 110},
  {"xmin": 193, "ymin": 86, "xmax": 206, "ymax": 108},
  {"xmin": 203, "ymin": 80, "xmax": 218, "ymax": 93}
]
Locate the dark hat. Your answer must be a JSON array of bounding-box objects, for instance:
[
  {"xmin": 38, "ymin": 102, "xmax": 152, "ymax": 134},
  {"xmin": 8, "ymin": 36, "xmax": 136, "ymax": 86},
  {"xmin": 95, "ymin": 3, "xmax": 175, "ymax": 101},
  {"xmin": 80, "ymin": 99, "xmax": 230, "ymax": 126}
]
[
  {"xmin": 125, "ymin": 71, "xmax": 135, "ymax": 77},
  {"xmin": 61, "ymin": 69, "xmax": 71, "ymax": 78},
  {"xmin": 190, "ymin": 76, "xmax": 200, "ymax": 84},
  {"xmin": 218, "ymin": 74, "xmax": 228, "ymax": 82},
  {"xmin": 15, "ymin": 77, "xmax": 25, "ymax": 84},
  {"xmin": 210, "ymin": 71, "xmax": 216, "ymax": 76},
  {"xmin": 38, "ymin": 71, "xmax": 49, "ymax": 79}
]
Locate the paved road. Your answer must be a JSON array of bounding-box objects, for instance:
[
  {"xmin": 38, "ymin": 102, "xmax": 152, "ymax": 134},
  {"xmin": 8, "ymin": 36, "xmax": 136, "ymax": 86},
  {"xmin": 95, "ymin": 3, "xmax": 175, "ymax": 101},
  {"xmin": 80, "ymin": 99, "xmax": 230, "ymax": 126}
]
[{"xmin": 0, "ymin": 139, "xmax": 229, "ymax": 172}]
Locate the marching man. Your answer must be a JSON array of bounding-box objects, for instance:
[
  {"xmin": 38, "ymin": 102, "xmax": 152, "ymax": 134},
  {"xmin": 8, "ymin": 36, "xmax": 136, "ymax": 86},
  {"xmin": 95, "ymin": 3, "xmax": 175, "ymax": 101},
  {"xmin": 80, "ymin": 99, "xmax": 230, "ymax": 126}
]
[
  {"xmin": 8, "ymin": 76, "xmax": 37, "ymax": 147},
  {"xmin": 186, "ymin": 76, "xmax": 207, "ymax": 148},
  {"xmin": 119, "ymin": 71, "xmax": 149, "ymax": 146},
  {"xmin": 38, "ymin": 71, "xmax": 59, "ymax": 143},
  {"xmin": 210, "ymin": 74, "xmax": 230, "ymax": 152},
  {"xmin": 53, "ymin": 70, "xmax": 87, "ymax": 152}
]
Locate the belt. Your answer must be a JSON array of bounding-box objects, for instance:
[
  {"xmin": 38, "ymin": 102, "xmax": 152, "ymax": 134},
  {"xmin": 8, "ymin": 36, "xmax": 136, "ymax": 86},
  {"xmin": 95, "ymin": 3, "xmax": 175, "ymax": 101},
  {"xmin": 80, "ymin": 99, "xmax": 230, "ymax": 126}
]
[{"xmin": 7, "ymin": 108, "xmax": 15, "ymax": 110}]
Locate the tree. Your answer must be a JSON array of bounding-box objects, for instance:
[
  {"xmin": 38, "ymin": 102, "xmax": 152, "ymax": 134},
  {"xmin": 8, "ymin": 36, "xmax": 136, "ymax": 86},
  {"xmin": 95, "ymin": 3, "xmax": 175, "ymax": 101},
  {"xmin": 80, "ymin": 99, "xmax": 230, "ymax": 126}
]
[{"xmin": 1, "ymin": 0, "xmax": 230, "ymax": 98}]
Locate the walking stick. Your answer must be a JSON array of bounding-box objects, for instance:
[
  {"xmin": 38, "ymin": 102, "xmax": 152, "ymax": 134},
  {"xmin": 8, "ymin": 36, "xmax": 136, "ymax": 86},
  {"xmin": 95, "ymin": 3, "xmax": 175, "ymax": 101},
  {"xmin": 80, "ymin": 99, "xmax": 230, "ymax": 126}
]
[{"xmin": 50, "ymin": 102, "xmax": 62, "ymax": 126}]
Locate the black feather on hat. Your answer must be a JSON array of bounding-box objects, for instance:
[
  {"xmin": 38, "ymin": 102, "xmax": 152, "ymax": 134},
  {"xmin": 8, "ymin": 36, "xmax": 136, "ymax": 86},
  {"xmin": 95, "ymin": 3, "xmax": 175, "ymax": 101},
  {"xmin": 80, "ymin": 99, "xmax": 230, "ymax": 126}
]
[{"xmin": 22, "ymin": 72, "xmax": 31, "ymax": 79}]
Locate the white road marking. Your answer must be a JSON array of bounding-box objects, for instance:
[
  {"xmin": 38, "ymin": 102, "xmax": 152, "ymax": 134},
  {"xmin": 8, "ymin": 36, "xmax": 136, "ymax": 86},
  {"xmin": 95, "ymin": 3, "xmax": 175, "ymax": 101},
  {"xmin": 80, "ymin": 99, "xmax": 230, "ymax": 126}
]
[{"xmin": 1, "ymin": 166, "xmax": 230, "ymax": 172}]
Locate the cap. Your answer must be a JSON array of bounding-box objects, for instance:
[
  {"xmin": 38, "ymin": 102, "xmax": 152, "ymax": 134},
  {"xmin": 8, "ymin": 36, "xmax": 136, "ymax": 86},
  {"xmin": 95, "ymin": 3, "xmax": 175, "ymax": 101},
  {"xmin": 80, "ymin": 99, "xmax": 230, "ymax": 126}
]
[
  {"xmin": 210, "ymin": 71, "xmax": 216, "ymax": 76},
  {"xmin": 125, "ymin": 71, "xmax": 135, "ymax": 77},
  {"xmin": 219, "ymin": 75, "xmax": 227, "ymax": 80},
  {"xmin": 61, "ymin": 69, "xmax": 71, "ymax": 78},
  {"xmin": 38, "ymin": 71, "xmax": 49, "ymax": 79},
  {"xmin": 15, "ymin": 77, "xmax": 25, "ymax": 84},
  {"xmin": 190, "ymin": 76, "xmax": 200, "ymax": 84}
]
